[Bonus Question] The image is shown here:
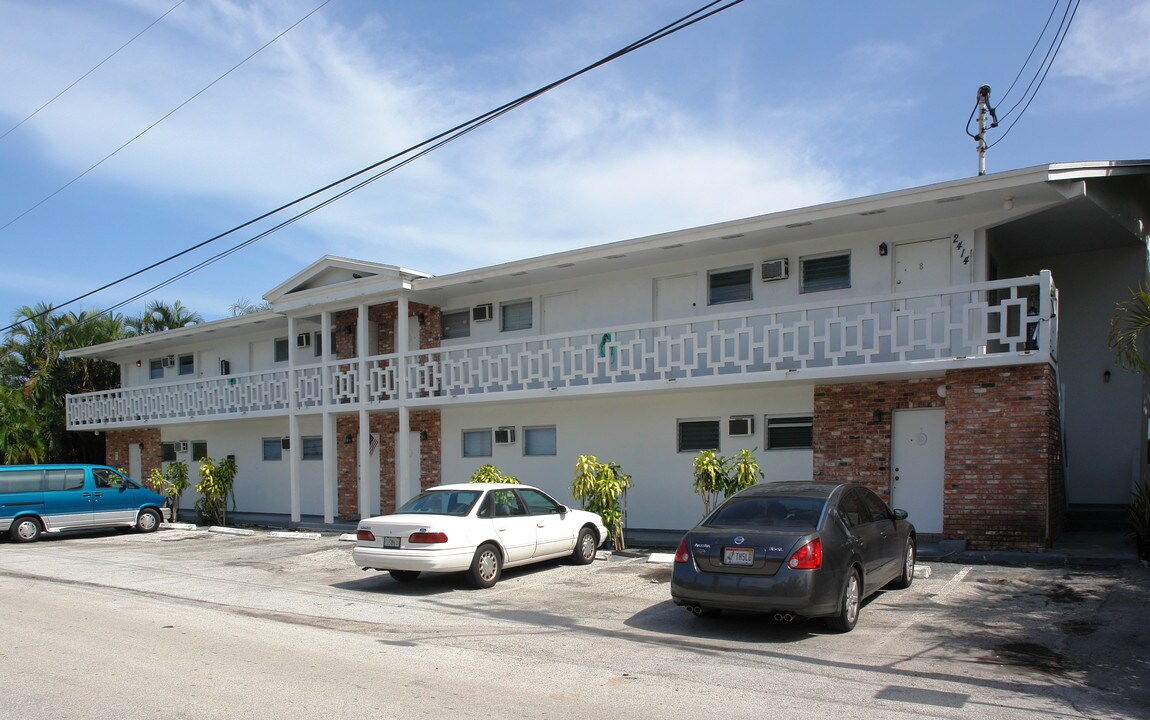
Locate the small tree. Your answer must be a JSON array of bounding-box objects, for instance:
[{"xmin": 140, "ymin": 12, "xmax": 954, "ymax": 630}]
[
  {"xmin": 571, "ymin": 455, "xmax": 631, "ymax": 551},
  {"xmin": 692, "ymin": 448, "xmax": 763, "ymax": 514},
  {"xmin": 470, "ymin": 464, "xmax": 519, "ymax": 483},
  {"xmin": 194, "ymin": 456, "xmax": 237, "ymax": 526},
  {"xmin": 148, "ymin": 460, "xmax": 190, "ymax": 522},
  {"xmin": 691, "ymin": 449, "xmax": 728, "ymax": 515}
]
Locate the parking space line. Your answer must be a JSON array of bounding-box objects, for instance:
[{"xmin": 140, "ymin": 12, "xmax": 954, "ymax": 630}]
[{"xmin": 869, "ymin": 566, "xmax": 973, "ymax": 655}]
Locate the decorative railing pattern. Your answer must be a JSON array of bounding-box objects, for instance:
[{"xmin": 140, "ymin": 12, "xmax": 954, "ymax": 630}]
[{"xmin": 66, "ymin": 273, "xmax": 1057, "ymax": 428}]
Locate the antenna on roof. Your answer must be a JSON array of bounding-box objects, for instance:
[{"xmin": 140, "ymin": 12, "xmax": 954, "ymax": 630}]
[{"xmin": 971, "ymin": 84, "xmax": 999, "ymax": 176}]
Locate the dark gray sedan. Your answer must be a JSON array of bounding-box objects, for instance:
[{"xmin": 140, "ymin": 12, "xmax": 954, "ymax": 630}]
[{"xmin": 670, "ymin": 482, "xmax": 916, "ymax": 632}]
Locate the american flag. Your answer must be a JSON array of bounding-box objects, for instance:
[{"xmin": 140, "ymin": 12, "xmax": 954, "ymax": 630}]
[{"xmin": 368, "ymin": 433, "xmax": 379, "ymax": 456}]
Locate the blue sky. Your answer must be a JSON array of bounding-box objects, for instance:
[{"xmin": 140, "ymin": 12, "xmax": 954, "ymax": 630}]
[{"xmin": 0, "ymin": 0, "xmax": 1146, "ymax": 323}]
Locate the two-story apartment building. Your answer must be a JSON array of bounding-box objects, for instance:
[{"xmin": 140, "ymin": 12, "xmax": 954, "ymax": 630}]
[{"xmin": 65, "ymin": 161, "xmax": 1150, "ymax": 550}]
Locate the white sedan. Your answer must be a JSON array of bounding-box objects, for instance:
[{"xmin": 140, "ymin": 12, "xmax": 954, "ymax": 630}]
[{"xmin": 352, "ymin": 483, "xmax": 608, "ymax": 588}]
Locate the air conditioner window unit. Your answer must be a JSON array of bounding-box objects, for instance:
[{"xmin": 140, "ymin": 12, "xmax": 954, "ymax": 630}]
[
  {"xmin": 761, "ymin": 258, "xmax": 789, "ymax": 281},
  {"xmin": 473, "ymin": 303, "xmax": 493, "ymax": 322},
  {"xmin": 161, "ymin": 355, "xmax": 176, "ymax": 368},
  {"xmin": 729, "ymin": 416, "xmax": 755, "ymax": 437},
  {"xmin": 174, "ymin": 441, "xmax": 189, "ymax": 453},
  {"xmin": 296, "ymin": 332, "xmax": 312, "ymax": 348},
  {"xmin": 494, "ymin": 426, "xmax": 516, "ymax": 444}
]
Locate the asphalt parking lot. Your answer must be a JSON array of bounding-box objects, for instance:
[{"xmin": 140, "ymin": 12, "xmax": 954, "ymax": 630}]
[{"xmin": 2, "ymin": 526, "xmax": 1148, "ymax": 719}]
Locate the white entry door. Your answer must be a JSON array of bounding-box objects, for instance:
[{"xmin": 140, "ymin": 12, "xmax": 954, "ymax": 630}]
[
  {"xmin": 655, "ymin": 274, "xmax": 697, "ymax": 321},
  {"xmin": 541, "ymin": 291, "xmax": 578, "ymax": 334},
  {"xmin": 893, "ymin": 237, "xmax": 950, "ymax": 293},
  {"xmin": 394, "ymin": 431, "xmax": 421, "ymax": 507},
  {"xmin": 891, "ymin": 408, "xmax": 945, "ymax": 533},
  {"xmin": 128, "ymin": 442, "xmax": 142, "ymax": 482}
]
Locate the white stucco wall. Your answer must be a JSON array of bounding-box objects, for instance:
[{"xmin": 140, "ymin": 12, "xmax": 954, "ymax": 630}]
[{"xmin": 440, "ymin": 385, "xmax": 815, "ymax": 532}]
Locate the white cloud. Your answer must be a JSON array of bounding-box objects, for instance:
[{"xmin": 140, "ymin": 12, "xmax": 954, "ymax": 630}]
[{"xmin": 1059, "ymin": 1, "xmax": 1150, "ymax": 98}]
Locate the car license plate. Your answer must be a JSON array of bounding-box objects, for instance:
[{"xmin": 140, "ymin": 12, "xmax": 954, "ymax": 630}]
[
  {"xmin": 723, "ymin": 547, "xmax": 754, "ymax": 566},
  {"xmin": 383, "ymin": 536, "xmax": 401, "ymax": 549}
]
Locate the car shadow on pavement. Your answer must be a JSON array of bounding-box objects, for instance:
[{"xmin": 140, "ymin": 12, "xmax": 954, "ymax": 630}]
[
  {"xmin": 625, "ymin": 595, "xmax": 882, "ymax": 643},
  {"xmin": 331, "ymin": 557, "xmax": 568, "ymax": 596}
]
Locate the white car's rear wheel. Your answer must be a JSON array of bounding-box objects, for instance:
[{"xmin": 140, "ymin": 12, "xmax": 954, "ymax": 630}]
[{"xmin": 468, "ymin": 543, "xmax": 502, "ymax": 589}]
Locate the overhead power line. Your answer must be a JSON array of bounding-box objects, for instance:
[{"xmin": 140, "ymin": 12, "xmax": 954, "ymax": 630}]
[
  {"xmin": 0, "ymin": 0, "xmax": 187, "ymax": 142},
  {"xmin": 6, "ymin": 0, "xmax": 747, "ymax": 337},
  {"xmin": 0, "ymin": 0, "xmax": 334, "ymax": 234}
]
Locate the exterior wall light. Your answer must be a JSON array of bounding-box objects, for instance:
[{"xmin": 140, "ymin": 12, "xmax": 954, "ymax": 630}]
[{"xmin": 879, "ymin": 242, "xmax": 888, "ymax": 256}]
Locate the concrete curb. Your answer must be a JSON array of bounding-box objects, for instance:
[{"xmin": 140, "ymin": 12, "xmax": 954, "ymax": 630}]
[
  {"xmin": 268, "ymin": 531, "xmax": 322, "ymax": 540},
  {"xmin": 208, "ymin": 526, "xmax": 256, "ymax": 536}
]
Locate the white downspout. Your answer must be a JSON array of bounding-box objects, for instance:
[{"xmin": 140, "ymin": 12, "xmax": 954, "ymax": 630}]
[
  {"xmin": 357, "ymin": 303, "xmax": 370, "ymax": 519},
  {"xmin": 288, "ymin": 316, "xmax": 301, "ymax": 523},
  {"xmin": 396, "ymin": 295, "xmax": 411, "ymax": 508},
  {"xmin": 321, "ymin": 310, "xmax": 335, "ymax": 524}
]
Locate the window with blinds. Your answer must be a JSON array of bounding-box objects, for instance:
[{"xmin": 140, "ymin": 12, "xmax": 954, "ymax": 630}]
[
  {"xmin": 501, "ymin": 300, "xmax": 533, "ymax": 332},
  {"xmin": 524, "ymin": 426, "xmax": 557, "ymax": 456},
  {"xmin": 707, "ymin": 267, "xmax": 753, "ymax": 305},
  {"xmin": 442, "ymin": 309, "xmax": 471, "ymax": 339},
  {"xmin": 678, "ymin": 419, "xmax": 720, "ymax": 453},
  {"xmin": 463, "ymin": 429, "xmax": 493, "ymax": 457},
  {"xmin": 800, "ymin": 252, "xmax": 851, "ymax": 293},
  {"xmin": 767, "ymin": 416, "xmax": 813, "ymax": 449}
]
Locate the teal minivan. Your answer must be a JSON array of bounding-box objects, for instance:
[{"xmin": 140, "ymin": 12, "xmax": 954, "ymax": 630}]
[{"xmin": 0, "ymin": 465, "xmax": 170, "ymax": 543}]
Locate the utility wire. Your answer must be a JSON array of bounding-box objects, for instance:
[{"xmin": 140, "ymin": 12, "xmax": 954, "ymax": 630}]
[
  {"xmin": 0, "ymin": 0, "xmax": 186, "ymax": 142},
  {"xmin": 9, "ymin": 0, "xmax": 746, "ymax": 336},
  {"xmin": 0, "ymin": 0, "xmax": 334, "ymax": 234},
  {"xmin": 987, "ymin": 0, "xmax": 1079, "ymax": 149}
]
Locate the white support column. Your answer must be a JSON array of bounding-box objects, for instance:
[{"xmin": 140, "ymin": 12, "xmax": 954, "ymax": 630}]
[
  {"xmin": 357, "ymin": 303, "xmax": 371, "ymax": 519},
  {"xmin": 287, "ymin": 317, "xmax": 301, "ymax": 522},
  {"xmin": 321, "ymin": 311, "xmax": 336, "ymax": 524},
  {"xmin": 396, "ymin": 296, "xmax": 411, "ymax": 507}
]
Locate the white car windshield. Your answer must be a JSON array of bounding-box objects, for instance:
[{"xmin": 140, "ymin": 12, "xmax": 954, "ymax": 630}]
[{"xmin": 397, "ymin": 490, "xmax": 481, "ymax": 516}]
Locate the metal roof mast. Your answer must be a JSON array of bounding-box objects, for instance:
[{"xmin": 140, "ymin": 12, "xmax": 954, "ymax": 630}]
[{"xmin": 972, "ymin": 84, "xmax": 999, "ymax": 176}]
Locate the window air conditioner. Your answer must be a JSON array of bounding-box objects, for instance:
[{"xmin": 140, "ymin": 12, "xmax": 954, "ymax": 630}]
[
  {"xmin": 174, "ymin": 441, "xmax": 189, "ymax": 453},
  {"xmin": 494, "ymin": 426, "xmax": 516, "ymax": 444},
  {"xmin": 761, "ymin": 258, "xmax": 789, "ymax": 282},
  {"xmin": 472, "ymin": 304, "xmax": 493, "ymax": 322},
  {"xmin": 161, "ymin": 355, "xmax": 176, "ymax": 368},
  {"xmin": 296, "ymin": 332, "xmax": 312, "ymax": 349},
  {"xmin": 729, "ymin": 416, "xmax": 755, "ymax": 437}
]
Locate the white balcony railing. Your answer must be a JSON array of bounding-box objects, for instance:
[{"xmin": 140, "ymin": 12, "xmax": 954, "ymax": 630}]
[{"xmin": 66, "ymin": 273, "xmax": 1057, "ymax": 428}]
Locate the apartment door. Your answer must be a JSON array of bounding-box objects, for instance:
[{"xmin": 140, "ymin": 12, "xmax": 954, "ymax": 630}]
[
  {"xmin": 891, "ymin": 408, "xmax": 945, "ymax": 534},
  {"xmin": 655, "ymin": 274, "xmax": 697, "ymax": 321},
  {"xmin": 128, "ymin": 442, "xmax": 142, "ymax": 482},
  {"xmin": 541, "ymin": 291, "xmax": 578, "ymax": 334},
  {"xmin": 893, "ymin": 237, "xmax": 950, "ymax": 293}
]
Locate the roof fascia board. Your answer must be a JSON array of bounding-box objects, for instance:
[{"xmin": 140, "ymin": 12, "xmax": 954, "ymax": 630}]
[{"xmin": 63, "ymin": 310, "xmax": 284, "ymax": 359}]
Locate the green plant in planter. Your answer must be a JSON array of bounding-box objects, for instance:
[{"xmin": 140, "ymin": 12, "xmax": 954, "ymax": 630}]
[
  {"xmin": 470, "ymin": 464, "xmax": 519, "ymax": 483},
  {"xmin": 1130, "ymin": 480, "xmax": 1150, "ymax": 561},
  {"xmin": 148, "ymin": 461, "xmax": 190, "ymax": 522},
  {"xmin": 572, "ymin": 454, "xmax": 631, "ymax": 551},
  {"xmin": 194, "ymin": 456, "xmax": 237, "ymax": 526}
]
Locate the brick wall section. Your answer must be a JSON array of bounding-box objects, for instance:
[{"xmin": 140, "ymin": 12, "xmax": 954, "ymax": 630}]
[
  {"xmin": 104, "ymin": 428, "xmax": 163, "ymax": 487},
  {"xmin": 814, "ymin": 378, "xmax": 944, "ymax": 499},
  {"xmin": 813, "ymin": 364, "xmax": 1063, "ymax": 552},
  {"xmin": 334, "ymin": 300, "xmax": 443, "ymax": 520},
  {"xmin": 944, "ymin": 365, "xmax": 1062, "ymax": 550},
  {"xmin": 335, "ymin": 410, "xmax": 443, "ymax": 520}
]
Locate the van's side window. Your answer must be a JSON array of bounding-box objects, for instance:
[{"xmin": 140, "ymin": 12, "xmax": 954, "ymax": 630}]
[
  {"xmin": 45, "ymin": 469, "xmax": 85, "ymax": 491},
  {"xmin": 93, "ymin": 469, "xmax": 116, "ymax": 488}
]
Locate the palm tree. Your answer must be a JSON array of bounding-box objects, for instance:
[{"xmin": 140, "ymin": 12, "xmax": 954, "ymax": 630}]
[
  {"xmin": 1110, "ymin": 286, "xmax": 1150, "ymax": 371},
  {"xmin": 127, "ymin": 299, "xmax": 203, "ymax": 335},
  {"xmin": 1, "ymin": 304, "xmax": 129, "ymax": 462},
  {"xmin": 229, "ymin": 297, "xmax": 271, "ymax": 316}
]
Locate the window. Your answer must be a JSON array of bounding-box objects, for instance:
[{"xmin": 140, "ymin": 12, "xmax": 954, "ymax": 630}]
[
  {"xmin": 301, "ymin": 436, "xmax": 323, "ymax": 460},
  {"xmin": 44, "ymin": 468, "xmax": 85, "ymax": 491},
  {"xmin": 520, "ymin": 488, "xmax": 565, "ymax": 515},
  {"xmin": 524, "ymin": 426, "xmax": 557, "ymax": 456},
  {"xmin": 274, "ymin": 337, "xmax": 289, "ymax": 363},
  {"xmin": 178, "ymin": 354, "xmax": 195, "ymax": 376},
  {"xmin": 149, "ymin": 359, "xmax": 164, "ymax": 379},
  {"xmin": 801, "ymin": 252, "xmax": 851, "ymax": 293},
  {"xmin": 463, "ymin": 429, "xmax": 492, "ymax": 458},
  {"xmin": 708, "ymin": 267, "xmax": 753, "ymax": 305},
  {"xmin": 678, "ymin": 419, "xmax": 720, "ymax": 453},
  {"xmin": 501, "ymin": 300, "xmax": 532, "ymax": 332},
  {"xmin": 161, "ymin": 442, "xmax": 177, "ymax": 462},
  {"xmin": 442, "ymin": 309, "xmax": 471, "ymax": 340},
  {"xmin": 262, "ymin": 438, "xmax": 283, "ymax": 461},
  {"xmin": 192, "ymin": 441, "xmax": 208, "ymax": 461},
  {"xmin": 312, "ymin": 332, "xmax": 323, "ymax": 357},
  {"xmin": 767, "ymin": 416, "xmax": 813, "ymax": 449},
  {"xmin": 0, "ymin": 470, "xmax": 43, "ymax": 493}
]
